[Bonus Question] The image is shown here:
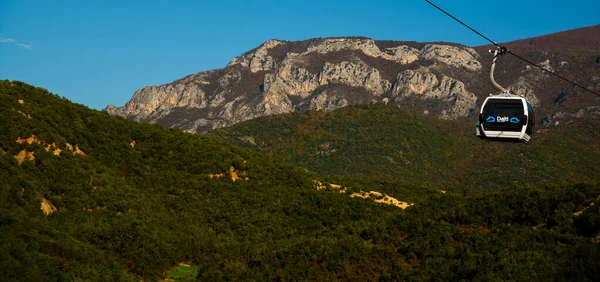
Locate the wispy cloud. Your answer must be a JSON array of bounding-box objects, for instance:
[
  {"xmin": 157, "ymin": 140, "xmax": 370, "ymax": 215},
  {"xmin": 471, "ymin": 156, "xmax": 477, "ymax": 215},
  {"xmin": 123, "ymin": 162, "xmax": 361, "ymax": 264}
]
[
  {"xmin": 0, "ymin": 37, "xmax": 33, "ymax": 49},
  {"xmin": 15, "ymin": 42, "xmax": 33, "ymax": 49}
]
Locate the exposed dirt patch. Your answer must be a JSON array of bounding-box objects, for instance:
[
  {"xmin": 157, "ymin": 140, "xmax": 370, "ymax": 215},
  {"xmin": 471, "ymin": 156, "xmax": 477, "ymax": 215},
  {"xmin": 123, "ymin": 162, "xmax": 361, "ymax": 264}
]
[
  {"xmin": 208, "ymin": 173, "xmax": 225, "ymax": 179},
  {"xmin": 314, "ymin": 182, "xmax": 413, "ymax": 209},
  {"xmin": 11, "ymin": 99, "xmax": 31, "ymax": 118},
  {"xmin": 66, "ymin": 143, "xmax": 87, "ymax": 156},
  {"xmin": 14, "ymin": 109, "xmax": 31, "ymax": 118},
  {"xmin": 46, "ymin": 144, "xmax": 62, "ymax": 156},
  {"xmin": 16, "ymin": 135, "xmax": 39, "ymax": 145},
  {"xmin": 209, "ymin": 166, "xmax": 249, "ymax": 181},
  {"xmin": 84, "ymin": 206, "xmax": 106, "ymax": 212},
  {"xmin": 41, "ymin": 198, "xmax": 57, "ymax": 215},
  {"xmin": 230, "ymin": 166, "xmax": 248, "ymax": 181},
  {"xmin": 573, "ymin": 195, "xmax": 599, "ymax": 216},
  {"xmin": 314, "ymin": 180, "xmax": 327, "ymax": 190},
  {"xmin": 350, "ymin": 191, "xmax": 414, "ymax": 209},
  {"xmin": 16, "ymin": 136, "xmax": 72, "ymax": 156},
  {"xmin": 314, "ymin": 181, "xmax": 347, "ymax": 193},
  {"xmin": 230, "ymin": 167, "xmax": 239, "ymax": 181},
  {"xmin": 240, "ymin": 136, "xmax": 256, "ymax": 145},
  {"xmin": 115, "ymin": 208, "xmax": 132, "ymax": 216},
  {"xmin": 374, "ymin": 196, "xmax": 413, "ymax": 209},
  {"xmin": 14, "ymin": 150, "xmax": 34, "ymax": 165},
  {"xmin": 75, "ymin": 145, "xmax": 86, "ymax": 156}
]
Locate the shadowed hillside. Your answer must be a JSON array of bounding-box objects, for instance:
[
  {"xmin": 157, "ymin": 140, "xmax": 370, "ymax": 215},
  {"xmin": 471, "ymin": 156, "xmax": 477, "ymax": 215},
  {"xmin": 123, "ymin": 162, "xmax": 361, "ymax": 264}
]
[{"xmin": 214, "ymin": 103, "xmax": 600, "ymax": 191}]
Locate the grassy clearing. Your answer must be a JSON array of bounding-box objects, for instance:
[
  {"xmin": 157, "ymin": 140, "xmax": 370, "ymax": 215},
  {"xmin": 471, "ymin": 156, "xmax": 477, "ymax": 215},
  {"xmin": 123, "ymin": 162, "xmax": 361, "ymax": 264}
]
[{"xmin": 166, "ymin": 264, "xmax": 199, "ymax": 280}]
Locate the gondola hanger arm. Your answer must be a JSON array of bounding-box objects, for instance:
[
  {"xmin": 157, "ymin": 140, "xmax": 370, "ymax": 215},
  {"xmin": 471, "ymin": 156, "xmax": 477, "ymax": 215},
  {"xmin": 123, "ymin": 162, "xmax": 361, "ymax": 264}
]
[{"xmin": 488, "ymin": 48, "xmax": 511, "ymax": 95}]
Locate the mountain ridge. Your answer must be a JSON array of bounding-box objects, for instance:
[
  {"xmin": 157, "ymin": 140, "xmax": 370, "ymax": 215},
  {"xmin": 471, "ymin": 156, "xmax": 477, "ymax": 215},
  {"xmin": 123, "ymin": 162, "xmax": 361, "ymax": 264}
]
[{"xmin": 105, "ymin": 25, "xmax": 600, "ymax": 133}]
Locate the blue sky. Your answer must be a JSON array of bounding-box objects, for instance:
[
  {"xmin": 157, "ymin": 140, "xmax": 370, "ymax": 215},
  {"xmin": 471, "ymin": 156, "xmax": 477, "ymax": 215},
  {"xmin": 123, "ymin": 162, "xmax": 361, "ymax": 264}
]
[{"xmin": 1, "ymin": 0, "xmax": 598, "ymax": 110}]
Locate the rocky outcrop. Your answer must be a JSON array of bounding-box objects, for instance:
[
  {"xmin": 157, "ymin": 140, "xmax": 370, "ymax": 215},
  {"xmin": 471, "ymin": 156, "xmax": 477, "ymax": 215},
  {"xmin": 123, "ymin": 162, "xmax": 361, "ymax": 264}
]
[
  {"xmin": 319, "ymin": 61, "xmax": 391, "ymax": 94},
  {"xmin": 262, "ymin": 59, "xmax": 390, "ymax": 97},
  {"xmin": 298, "ymin": 91, "xmax": 349, "ymax": 112},
  {"xmin": 540, "ymin": 106, "xmax": 600, "ymax": 127},
  {"xmin": 105, "ymin": 71, "xmax": 216, "ymax": 120},
  {"xmin": 421, "ymin": 44, "xmax": 481, "ymax": 71},
  {"xmin": 383, "ymin": 45, "xmax": 421, "ymax": 64},
  {"xmin": 305, "ymin": 38, "xmax": 420, "ymax": 64},
  {"xmin": 256, "ymin": 89, "xmax": 294, "ymax": 116},
  {"xmin": 302, "ymin": 38, "xmax": 422, "ymax": 64},
  {"xmin": 263, "ymin": 64, "xmax": 319, "ymax": 97},
  {"xmin": 508, "ymin": 77, "xmax": 540, "ymax": 107},
  {"xmin": 108, "ymin": 84, "xmax": 207, "ymax": 120},
  {"xmin": 392, "ymin": 67, "xmax": 477, "ymax": 119},
  {"xmin": 306, "ymin": 38, "xmax": 377, "ymax": 54},
  {"xmin": 229, "ymin": 38, "xmax": 422, "ymax": 68},
  {"xmin": 227, "ymin": 40, "xmax": 284, "ymax": 72}
]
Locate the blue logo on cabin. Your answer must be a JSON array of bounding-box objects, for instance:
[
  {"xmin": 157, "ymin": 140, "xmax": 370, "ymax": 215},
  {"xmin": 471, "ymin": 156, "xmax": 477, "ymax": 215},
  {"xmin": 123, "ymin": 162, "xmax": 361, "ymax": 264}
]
[
  {"xmin": 485, "ymin": 116, "xmax": 496, "ymax": 123},
  {"xmin": 510, "ymin": 117, "xmax": 520, "ymax": 123}
]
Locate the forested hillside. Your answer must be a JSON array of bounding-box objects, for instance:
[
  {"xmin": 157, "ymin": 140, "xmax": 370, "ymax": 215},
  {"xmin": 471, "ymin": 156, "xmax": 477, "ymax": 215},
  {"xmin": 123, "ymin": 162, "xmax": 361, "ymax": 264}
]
[
  {"xmin": 1, "ymin": 80, "xmax": 599, "ymax": 281},
  {"xmin": 214, "ymin": 104, "xmax": 600, "ymax": 191}
]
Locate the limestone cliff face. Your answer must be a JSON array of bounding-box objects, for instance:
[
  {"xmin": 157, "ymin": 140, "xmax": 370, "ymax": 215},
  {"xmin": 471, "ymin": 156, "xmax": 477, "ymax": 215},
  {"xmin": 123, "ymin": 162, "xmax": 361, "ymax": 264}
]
[
  {"xmin": 107, "ymin": 83, "xmax": 207, "ymax": 121},
  {"xmin": 421, "ymin": 44, "xmax": 482, "ymax": 71},
  {"xmin": 303, "ymin": 38, "xmax": 420, "ymax": 64},
  {"xmin": 392, "ymin": 67, "xmax": 477, "ymax": 119},
  {"xmin": 105, "ymin": 37, "xmax": 489, "ymax": 133},
  {"xmin": 319, "ymin": 61, "xmax": 391, "ymax": 94},
  {"xmin": 227, "ymin": 40, "xmax": 284, "ymax": 73},
  {"xmin": 105, "ymin": 71, "xmax": 216, "ymax": 121},
  {"xmin": 262, "ymin": 63, "xmax": 319, "ymax": 97},
  {"xmin": 299, "ymin": 91, "xmax": 350, "ymax": 111}
]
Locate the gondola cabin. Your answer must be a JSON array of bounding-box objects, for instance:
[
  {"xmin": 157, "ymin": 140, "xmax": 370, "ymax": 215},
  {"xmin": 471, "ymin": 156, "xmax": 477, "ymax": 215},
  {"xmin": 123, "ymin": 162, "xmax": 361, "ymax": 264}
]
[{"xmin": 475, "ymin": 95, "xmax": 535, "ymax": 142}]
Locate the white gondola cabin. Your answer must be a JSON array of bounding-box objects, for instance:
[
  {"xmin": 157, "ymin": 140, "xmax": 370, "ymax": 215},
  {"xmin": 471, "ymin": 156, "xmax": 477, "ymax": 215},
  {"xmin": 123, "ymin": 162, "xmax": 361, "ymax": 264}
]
[{"xmin": 475, "ymin": 95, "xmax": 535, "ymax": 142}]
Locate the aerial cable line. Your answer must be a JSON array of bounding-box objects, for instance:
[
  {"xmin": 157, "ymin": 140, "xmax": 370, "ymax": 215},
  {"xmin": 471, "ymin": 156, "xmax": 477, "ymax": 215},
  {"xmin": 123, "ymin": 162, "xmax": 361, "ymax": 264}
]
[{"xmin": 424, "ymin": 0, "xmax": 600, "ymax": 97}]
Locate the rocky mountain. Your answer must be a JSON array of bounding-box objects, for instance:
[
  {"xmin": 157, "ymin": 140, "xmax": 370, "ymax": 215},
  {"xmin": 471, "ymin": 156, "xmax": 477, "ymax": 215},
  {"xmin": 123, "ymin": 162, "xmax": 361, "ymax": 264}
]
[{"xmin": 105, "ymin": 25, "xmax": 600, "ymax": 133}]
